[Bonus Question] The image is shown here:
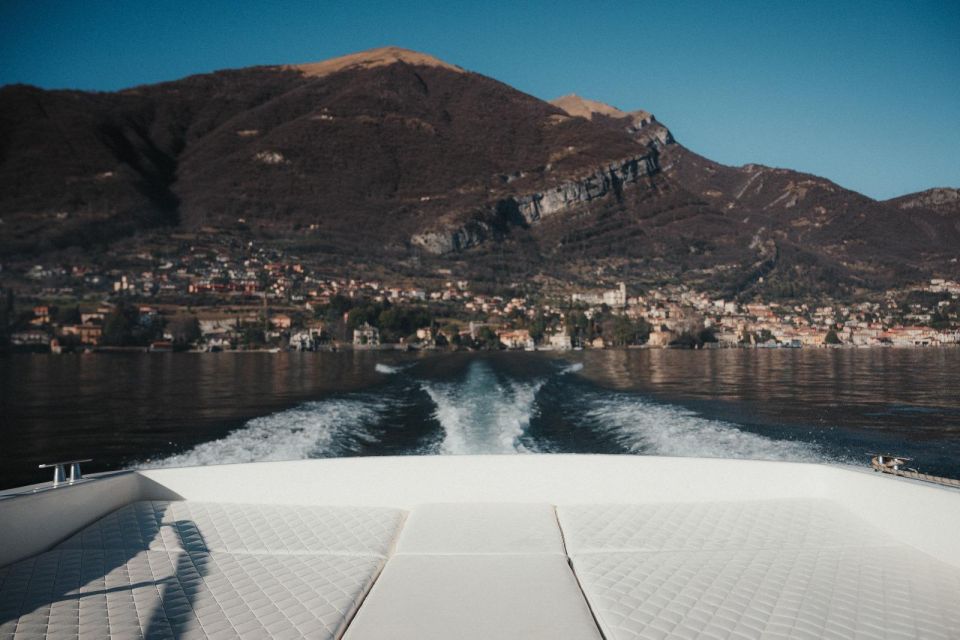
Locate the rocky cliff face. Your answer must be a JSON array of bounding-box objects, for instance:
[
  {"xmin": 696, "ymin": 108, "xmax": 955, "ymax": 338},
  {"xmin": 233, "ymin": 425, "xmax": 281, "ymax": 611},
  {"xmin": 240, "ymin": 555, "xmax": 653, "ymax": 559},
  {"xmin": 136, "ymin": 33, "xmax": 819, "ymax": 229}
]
[
  {"xmin": 516, "ymin": 153, "xmax": 660, "ymax": 222},
  {"xmin": 411, "ymin": 151, "xmax": 660, "ymax": 254}
]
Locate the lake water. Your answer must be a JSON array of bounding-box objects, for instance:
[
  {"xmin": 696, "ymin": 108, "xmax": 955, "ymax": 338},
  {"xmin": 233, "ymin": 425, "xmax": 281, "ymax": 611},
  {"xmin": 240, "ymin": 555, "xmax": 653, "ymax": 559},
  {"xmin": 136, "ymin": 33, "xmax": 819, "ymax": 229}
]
[{"xmin": 1, "ymin": 349, "xmax": 958, "ymax": 490}]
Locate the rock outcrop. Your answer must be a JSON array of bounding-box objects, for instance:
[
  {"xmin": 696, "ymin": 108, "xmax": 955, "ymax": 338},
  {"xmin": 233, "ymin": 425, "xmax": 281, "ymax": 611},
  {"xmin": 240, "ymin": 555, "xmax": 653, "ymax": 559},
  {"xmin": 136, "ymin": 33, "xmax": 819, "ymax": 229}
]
[
  {"xmin": 411, "ymin": 220, "xmax": 491, "ymax": 255},
  {"xmin": 516, "ymin": 152, "xmax": 659, "ymax": 223},
  {"xmin": 550, "ymin": 94, "xmax": 674, "ymax": 149},
  {"xmin": 411, "ymin": 151, "xmax": 660, "ymax": 254}
]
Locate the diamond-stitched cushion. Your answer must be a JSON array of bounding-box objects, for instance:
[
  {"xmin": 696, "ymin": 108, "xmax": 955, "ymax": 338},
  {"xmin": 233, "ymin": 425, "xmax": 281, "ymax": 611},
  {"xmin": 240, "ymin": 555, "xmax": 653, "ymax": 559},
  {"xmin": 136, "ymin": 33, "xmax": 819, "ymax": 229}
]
[
  {"xmin": 571, "ymin": 546, "xmax": 960, "ymax": 640},
  {"xmin": 0, "ymin": 549, "xmax": 385, "ymax": 639},
  {"xmin": 3, "ymin": 501, "xmax": 407, "ymax": 639},
  {"xmin": 56, "ymin": 501, "xmax": 404, "ymax": 556},
  {"xmin": 557, "ymin": 498, "xmax": 896, "ymax": 553},
  {"xmin": 557, "ymin": 499, "xmax": 960, "ymax": 640}
]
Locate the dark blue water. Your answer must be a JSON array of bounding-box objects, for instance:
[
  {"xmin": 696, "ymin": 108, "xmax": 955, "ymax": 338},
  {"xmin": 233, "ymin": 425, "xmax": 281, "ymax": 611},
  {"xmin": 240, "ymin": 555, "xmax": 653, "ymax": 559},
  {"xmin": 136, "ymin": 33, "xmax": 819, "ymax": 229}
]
[{"xmin": 1, "ymin": 349, "xmax": 958, "ymax": 490}]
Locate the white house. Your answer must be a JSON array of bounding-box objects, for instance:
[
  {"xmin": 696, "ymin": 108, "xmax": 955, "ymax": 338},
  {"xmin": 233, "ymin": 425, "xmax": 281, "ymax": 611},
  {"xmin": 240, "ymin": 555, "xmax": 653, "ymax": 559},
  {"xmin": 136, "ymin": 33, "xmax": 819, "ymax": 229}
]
[
  {"xmin": 289, "ymin": 330, "xmax": 315, "ymax": 351},
  {"xmin": 547, "ymin": 330, "xmax": 572, "ymax": 350},
  {"xmin": 353, "ymin": 323, "xmax": 380, "ymax": 346},
  {"xmin": 498, "ymin": 329, "xmax": 535, "ymax": 350}
]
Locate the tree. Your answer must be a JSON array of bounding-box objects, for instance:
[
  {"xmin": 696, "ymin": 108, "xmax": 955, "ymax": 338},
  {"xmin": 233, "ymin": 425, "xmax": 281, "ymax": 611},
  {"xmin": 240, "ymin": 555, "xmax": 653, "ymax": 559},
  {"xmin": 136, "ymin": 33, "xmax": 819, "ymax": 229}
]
[
  {"xmin": 373, "ymin": 305, "xmax": 432, "ymax": 343},
  {"xmin": 54, "ymin": 305, "xmax": 81, "ymax": 325},
  {"xmin": 241, "ymin": 326, "xmax": 265, "ymax": 346},
  {"xmin": 670, "ymin": 325, "xmax": 718, "ymax": 349},
  {"xmin": 441, "ymin": 324, "xmax": 462, "ymax": 347},
  {"xmin": 169, "ymin": 315, "xmax": 201, "ymax": 347},
  {"xmin": 610, "ymin": 315, "xmax": 650, "ymax": 346},
  {"xmin": 101, "ymin": 302, "xmax": 164, "ymax": 346},
  {"xmin": 0, "ymin": 289, "xmax": 14, "ymax": 342},
  {"xmin": 757, "ymin": 329, "xmax": 775, "ymax": 344},
  {"xmin": 325, "ymin": 294, "xmax": 354, "ymax": 317},
  {"xmin": 527, "ymin": 314, "xmax": 547, "ymax": 344},
  {"xmin": 669, "ymin": 332, "xmax": 700, "ymax": 349},
  {"xmin": 824, "ymin": 329, "xmax": 842, "ymax": 345},
  {"xmin": 930, "ymin": 307, "xmax": 953, "ymax": 330},
  {"xmin": 346, "ymin": 301, "xmax": 389, "ymax": 331},
  {"xmin": 475, "ymin": 326, "xmax": 501, "ymax": 350},
  {"xmin": 697, "ymin": 327, "xmax": 718, "ymax": 344},
  {"xmin": 566, "ymin": 311, "xmax": 589, "ymax": 344},
  {"xmin": 101, "ymin": 304, "xmax": 140, "ymax": 346}
]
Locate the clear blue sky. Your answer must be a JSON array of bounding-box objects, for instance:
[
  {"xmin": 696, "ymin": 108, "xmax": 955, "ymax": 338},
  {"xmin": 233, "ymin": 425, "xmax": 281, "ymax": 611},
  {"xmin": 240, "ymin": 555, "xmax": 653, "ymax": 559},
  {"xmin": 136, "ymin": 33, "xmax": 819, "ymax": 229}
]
[{"xmin": 1, "ymin": 0, "xmax": 958, "ymax": 199}]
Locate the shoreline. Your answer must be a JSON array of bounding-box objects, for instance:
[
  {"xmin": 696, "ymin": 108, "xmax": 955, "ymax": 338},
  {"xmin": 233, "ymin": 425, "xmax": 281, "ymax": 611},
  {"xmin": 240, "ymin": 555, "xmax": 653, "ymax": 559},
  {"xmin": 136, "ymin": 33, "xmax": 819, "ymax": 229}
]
[{"xmin": 3, "ymin": 342, "xmax": 959, "ymax": 355}]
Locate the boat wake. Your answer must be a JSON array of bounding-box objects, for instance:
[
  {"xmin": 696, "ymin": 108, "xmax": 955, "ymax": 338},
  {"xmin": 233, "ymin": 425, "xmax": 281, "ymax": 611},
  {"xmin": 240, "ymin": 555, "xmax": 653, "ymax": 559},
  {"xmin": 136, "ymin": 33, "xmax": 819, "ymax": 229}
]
[
  {"xmin": 420, "ymin": 360, "xmax": 544, "ymax": 454},
  {"xmin": 139, "ymin": 357, "xmax": 839, "ymax": 469},
  {"xmin": 582, "ymin": 392, "xmax": 825, "ymax": 463},
  {"xmin": 558, "ymin": 362, "xmax": 584, "ymax": 375},
  {"xmin": 139, "ymin": 396, "xmax": 388, "ymax": 469},
  {"xmin": 374, "ymin": 363, "xmax": 413, "ymax": 375}
]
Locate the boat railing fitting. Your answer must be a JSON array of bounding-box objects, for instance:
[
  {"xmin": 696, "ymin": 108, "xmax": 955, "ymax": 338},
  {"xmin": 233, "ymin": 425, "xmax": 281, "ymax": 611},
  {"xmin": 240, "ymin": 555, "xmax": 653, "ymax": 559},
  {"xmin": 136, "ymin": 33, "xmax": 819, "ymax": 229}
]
[
  {"xmin": 867, "ymin": 452, "xmax": 913, "ymax": 472},
  {"xmin": 37, "ymin": 459, "xmax": 92, "ymax": 486}
]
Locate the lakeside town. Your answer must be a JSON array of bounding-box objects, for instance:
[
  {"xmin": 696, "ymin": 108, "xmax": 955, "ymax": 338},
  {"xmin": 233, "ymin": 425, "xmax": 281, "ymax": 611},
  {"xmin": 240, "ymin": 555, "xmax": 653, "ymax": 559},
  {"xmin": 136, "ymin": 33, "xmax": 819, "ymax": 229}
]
[{"xmin": 2, "ymin": 238, "xmax": 959, "ymax": 353}]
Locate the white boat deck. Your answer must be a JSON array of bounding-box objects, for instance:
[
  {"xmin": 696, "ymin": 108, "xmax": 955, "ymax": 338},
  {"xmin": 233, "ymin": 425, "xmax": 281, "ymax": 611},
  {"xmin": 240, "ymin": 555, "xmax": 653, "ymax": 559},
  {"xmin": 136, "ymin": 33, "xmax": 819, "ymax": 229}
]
[
  {"xmin": 1, "ymin": 455, "xmax": 959, "ymax": 639},
  {"xmin": 559, "ymin": 500, "xmax": 960, "ymax": 639},
  {"xmin": 0, "ymin": 502, "xmax": 405, "ymax": 639}
]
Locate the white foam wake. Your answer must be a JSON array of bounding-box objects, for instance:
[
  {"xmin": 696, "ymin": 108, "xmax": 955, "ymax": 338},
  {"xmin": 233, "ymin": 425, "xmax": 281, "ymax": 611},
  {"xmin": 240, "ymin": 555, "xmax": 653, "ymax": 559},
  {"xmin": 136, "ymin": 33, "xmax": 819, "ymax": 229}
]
[
  {"xmin": 139, "ymin": 397, "xmax": 386, "ymax": 469},
  {"xmin": 558, "ymin": 362, "xmax": 584, "ymax": 375},
  {"xmin": 375, "ymin": 363, "xmax": 406, "ymax": 374},
  {"xmin": 421, "ymin": 360, "xmax": 543, "ymax": 454},
  {"xmin": 585, "ymin": 394, "xmax": 824, "ymax": 463}
]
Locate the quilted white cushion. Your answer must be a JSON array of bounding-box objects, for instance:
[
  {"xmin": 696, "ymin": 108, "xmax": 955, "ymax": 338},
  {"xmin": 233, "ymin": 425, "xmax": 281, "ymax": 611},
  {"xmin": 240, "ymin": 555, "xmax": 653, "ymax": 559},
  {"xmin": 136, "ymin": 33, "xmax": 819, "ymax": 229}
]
[
  {"xmin": 342, "ymin": 554, "xmax": 602, "ymax": 639},
  {"xmin": 558, "ymin": 499, "xmax": 960, "ymax": 640},
  {"xmin": 56, "ymin": 501, "xmax": 405, "ymax": 557},
  {"xmin": 0, "ymin": 549, "xmax": 385, "ymax": 639},
  {"xmin": 394, "ymin": 503, "xmax": 565, "ymax": 555},
  {"xmin": 571, "ymin": 546, "xmax": 960, "ymax": 640},
  {"xmin": 2, "ymin": 501, "xmax": 407, "ymax": 639},
  {"xmin": 557, "ymin": 499, "xmax": 896, "ymax": 554}
]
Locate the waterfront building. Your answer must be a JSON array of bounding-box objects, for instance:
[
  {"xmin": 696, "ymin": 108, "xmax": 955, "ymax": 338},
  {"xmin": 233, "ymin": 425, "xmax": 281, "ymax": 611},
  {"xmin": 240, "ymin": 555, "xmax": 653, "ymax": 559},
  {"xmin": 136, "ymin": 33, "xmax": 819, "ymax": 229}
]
[
  {"xmin": 547, "ymin": 330, "xmax": 572, "ymax": 350},
  {"xmin": 354, "ymin": 322, "xmax": 380, "ymax": 346},
  {"xmin": 602, "ymin": 282, "xmax": 627, "ymax": 308},
  {"xmin": 10, "ymin": 331, "xmax": 48, "ymax": 346},
  {"xmin": 269, "ymin": 314, "xmax": 292, "ymax": 330},
  {"xmin": 289, "ymin": 330, "xmax": 315, "ymax": 351},
  {"xmin": 497, "ymin": 329, "xmax": 535, "ymax": 350},
  {"xmin": 647, "ymin": 329, "xmax": 675, "ymax": 347}
]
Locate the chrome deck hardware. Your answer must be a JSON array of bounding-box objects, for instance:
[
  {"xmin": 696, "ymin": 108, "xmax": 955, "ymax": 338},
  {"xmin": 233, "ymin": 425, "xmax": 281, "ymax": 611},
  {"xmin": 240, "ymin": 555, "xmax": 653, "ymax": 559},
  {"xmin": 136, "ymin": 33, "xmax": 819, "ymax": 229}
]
[
  {"xmin": 38, "ymin": 459, "xmax": 92, "ymax": 486},
  {"xmin": 867, "ymin": 452, "xmax": 913, "ymax": 472}
]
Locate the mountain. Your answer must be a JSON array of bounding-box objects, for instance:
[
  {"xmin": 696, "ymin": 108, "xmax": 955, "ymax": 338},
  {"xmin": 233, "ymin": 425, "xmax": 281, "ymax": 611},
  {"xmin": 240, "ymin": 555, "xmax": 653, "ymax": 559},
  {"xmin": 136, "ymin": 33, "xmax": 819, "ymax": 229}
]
[
  {"xmin": 658, "ymin": 146, "xmax": 960, "ymax": 294},
  {"xmin": 1, "ymin": 46, "xmax": 957, "ymax": 299},
  {"xmin": 548, "ymin": 93, "xmax": 960, "ymax": 296},
  {"xmin": 1, "ymin": 48, "xmax": 644, "ymax": 254},
  {"xmin": 885, "ymin": 188, "xmax": 960, "ymax": 215}
]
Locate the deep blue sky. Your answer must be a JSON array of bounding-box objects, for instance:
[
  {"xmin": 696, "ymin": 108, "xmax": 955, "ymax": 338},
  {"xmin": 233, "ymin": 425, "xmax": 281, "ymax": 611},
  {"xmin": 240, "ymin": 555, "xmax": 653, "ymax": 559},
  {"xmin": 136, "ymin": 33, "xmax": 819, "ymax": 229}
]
[{"xmin": 2, "ymin": 0, "xmax": 958, "ymax": 199}]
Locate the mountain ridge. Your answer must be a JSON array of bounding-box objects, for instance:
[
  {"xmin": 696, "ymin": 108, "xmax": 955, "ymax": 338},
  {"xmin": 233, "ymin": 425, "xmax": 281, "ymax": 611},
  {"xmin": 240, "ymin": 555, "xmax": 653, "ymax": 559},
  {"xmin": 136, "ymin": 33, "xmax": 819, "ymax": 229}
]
[
  {"xmin": 1, "ymin": 47, "xmax": 957, "ymax": 299},
  {"xmin": 286, "ymin": 46, "xmax": 465, "ymax": 78}
]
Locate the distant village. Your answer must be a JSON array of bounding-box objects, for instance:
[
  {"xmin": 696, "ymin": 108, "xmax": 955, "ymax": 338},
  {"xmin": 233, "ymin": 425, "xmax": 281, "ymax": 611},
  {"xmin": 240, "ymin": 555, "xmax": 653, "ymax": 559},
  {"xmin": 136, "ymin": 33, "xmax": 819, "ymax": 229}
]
[{"xmin": 2, "ymin": 239, "xmax": 959, "ymax": 353}]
